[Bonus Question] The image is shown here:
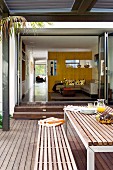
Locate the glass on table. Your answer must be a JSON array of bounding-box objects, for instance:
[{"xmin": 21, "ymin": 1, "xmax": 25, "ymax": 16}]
[
  {"xmin": 88, "ymin": 103, "xmax": 94, "ymax": 108},
  {"xmin": 94, "ymin": 99, "xmax": 106, "ymax": 113}
]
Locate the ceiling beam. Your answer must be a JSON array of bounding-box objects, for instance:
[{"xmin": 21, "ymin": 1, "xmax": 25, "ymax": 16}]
[
  {"xmin": 76, "ymin": 0, "xmax": 97, "ymax": 14},
  {"xmin": 11, "ymin": 12, "xmax": 113, "ymax": 22},
  {"xmin": 87, "ymin": 0, "xmax": 97, "ymax": 11},
  {"xmin": 0, "ymin": 0, "xmax": 9, "ymax": 13},
  {"xmin": 71, "ymin": 0, "xmax": 83, "ymax": 11}
]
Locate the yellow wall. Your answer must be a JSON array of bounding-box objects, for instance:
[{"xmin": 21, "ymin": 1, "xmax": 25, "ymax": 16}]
[{"xmin": 48, "ymin": 52, "xmax": 92, "ymax": 92}]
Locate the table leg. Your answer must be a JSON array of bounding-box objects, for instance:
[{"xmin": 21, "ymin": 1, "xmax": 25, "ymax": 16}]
[
  {"xmin": 64, "ymin": 110, "xmax": 67, "ymax": 135},
  {"xmin": 87, "ymin": 147, "xmax": 95, "ymax": 170}
]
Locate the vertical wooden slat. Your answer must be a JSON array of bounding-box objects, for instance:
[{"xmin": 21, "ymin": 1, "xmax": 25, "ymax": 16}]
[
  {"xmin": 53, "ymin": 126, "xmax": 63, "ymax": 170},
  {"xmin": 44, "ymin": 126, "xmax": 47, "ymax": 170},
  {"xmin": 39, "ymin": 125, "xmax": 44, "ymax": 170},
  {"xmin": 56, "ymin": 127, "xmax": 68, "ymax": 170},
  {"xmin": 34, "ymin": 125, "xmax": 41, "ymax": 170},
  {"xmin": 48, "ymin": 127, "xmax": 53, "ymax": 170},
  {"xmin": 50, "ymin": 128, "xmax": 57, "ymax": 170},
  {"xmin": 58, "ymin": 126, "xmax": 73, "ymax": 170},
  {"xmin": 61, "ymin": 125, "xmax": 78, "ymax": 170}
]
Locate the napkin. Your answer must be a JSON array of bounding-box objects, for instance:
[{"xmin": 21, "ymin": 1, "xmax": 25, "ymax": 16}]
[
  {"xmin": 38, "ymin": 117, "xmax": 65, "ymax": 127},
  {"xmin": 64, "ymin": 105, "xmax": 81, "ymax": 112}
]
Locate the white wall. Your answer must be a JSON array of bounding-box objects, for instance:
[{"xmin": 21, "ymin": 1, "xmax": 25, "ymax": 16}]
[
  {"xmin": 9, "ymin": 32, "xmax": 16, "ymax": 115},
  {"xmin": 0, "ymin": 33, "xmax": 2, "ymax": 114},
  {"xmin": 24, "ymin": 45, "xmax": 29, "ymax": 94},
  {"xmin": 29, "ymin": 51, "xmax": 34, "ymax": 89}
]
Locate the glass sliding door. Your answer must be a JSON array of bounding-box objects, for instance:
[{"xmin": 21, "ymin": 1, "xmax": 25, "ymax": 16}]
[
  {"xmin": 98, "ymin": 32, "xmax": 108, "ymax": 103},
  {"xmin": 108, "ymin": 33, "xmax": 113, "ymax": 103}
]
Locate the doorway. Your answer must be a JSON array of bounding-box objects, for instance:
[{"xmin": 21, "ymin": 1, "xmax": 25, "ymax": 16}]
[{"xmin": 34, "ymin": 60, "xmax": 48, "ymax": 102}]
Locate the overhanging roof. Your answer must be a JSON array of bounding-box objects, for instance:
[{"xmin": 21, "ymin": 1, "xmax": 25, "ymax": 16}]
[{"xmin": 1, "ymin": 0, "xmax": 113, "ymax": 21}]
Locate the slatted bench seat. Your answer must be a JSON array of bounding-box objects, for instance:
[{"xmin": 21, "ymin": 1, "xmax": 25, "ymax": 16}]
[{"xmin": 34, "ymin": 124, "xmax": 78, "ymax": 170}]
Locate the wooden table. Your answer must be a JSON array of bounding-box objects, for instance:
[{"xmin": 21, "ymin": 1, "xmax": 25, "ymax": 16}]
[
  {"xmin": 64, "ymin": 106, "xmax": 113, "ymax": 170},
  {"xmin": 62, "ymin": 87, "xmax": 75, "ymax": 97}
]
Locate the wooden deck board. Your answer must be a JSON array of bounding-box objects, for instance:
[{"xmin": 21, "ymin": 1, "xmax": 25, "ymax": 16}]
[
  {"xmin": 3, "ymin": 120, "xmax": 28, "ymax": 170},
  {"xmin": 67, "ymin": 122, "xmax": 86, "ymax": 170},
  {"xmin": 0, "ymin": 120, "xmax": 22, "ymax": 168},
  {"xmin": 18, "ymin": 120, "xmax": 34, "ymax": 170},
  {"xmin": 0, "ymin": 119, "xmax": 38, "ymax": 170},
  {"xmin": 10, "ymin": 120, "xmax": 29, "ymax": 170},
  {"xmin": 0, "ymin": 119, "xmax": 113, "ymax": 170}
]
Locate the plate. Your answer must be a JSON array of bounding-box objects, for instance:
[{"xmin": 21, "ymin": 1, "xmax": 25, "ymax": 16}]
[{"xmin": 80, "ymin": 107, "xmax": 97, "ymax": 114}]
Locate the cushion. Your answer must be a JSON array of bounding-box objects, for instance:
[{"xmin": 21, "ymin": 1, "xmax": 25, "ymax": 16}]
[
  {"xmin": 79, "ymin": 79, "xmax": 85, "ymax": 85},
  {"xmin": 75, "ymin": 79, "xmax": 85, "ymax": 85},
  {"xmin": 75, "ymin": 80, "xmax": 80, "ymax": 85}
]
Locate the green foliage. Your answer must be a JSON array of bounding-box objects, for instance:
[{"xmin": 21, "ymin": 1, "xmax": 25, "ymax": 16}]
[
  {"xmin": 0, "ymin": 16, "xmax": 27, "ymax": 38},
  {"xmin": 35, "ymin": 65, "xmax": 46, "ymax": 76},
  {"xmin": 0, "ymin": 114, "xmax": 2, "ymax": 129},
  {"xmin": 0, "ymin": 17, "xmax": 52, "ymax": 41},
  {"xmin": 31, "ymin": 22, "xmax": 52, "ymax": 28},
  {"xmin": 31, "ymin": 22, "xmax": 45, "ymax": 28},
  {"xmin": 0, "ymin": 114, "xmax": 12, "ymax": 129}
]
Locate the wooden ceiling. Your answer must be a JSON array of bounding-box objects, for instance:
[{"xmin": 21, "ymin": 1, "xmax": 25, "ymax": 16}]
[{"xmin": 1, "ymin": 0, "xmax": 113, "ymax": 21}]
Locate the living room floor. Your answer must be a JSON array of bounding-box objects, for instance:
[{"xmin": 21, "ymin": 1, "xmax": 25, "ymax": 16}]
[
  {"xmin": 49, "ymin": 91, "xmax": 97, "ymax": 101},
  {"xmin": 22, "ymin": 82, "xmax": 47, "ymax": 102},
  {"xmin": 22, "ymin": 83, "xmax": 98, "ymax": 103}
]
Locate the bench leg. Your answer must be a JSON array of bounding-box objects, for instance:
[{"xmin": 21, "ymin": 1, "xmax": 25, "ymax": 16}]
[
  {"xmin": 87, "ymin": 147, "xmax": 95, "ymax": 170},
  {"xmin": 64, "ymin": 111, "xmax": 67, "ymax": 135}
]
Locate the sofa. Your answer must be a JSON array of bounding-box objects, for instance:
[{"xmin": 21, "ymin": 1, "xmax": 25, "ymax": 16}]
[
  {"xmin": 81, "ymin": 80, "xmax": 98, "ymax": 95},
  {"xmin": 53, "ymin": 79, "xmax": 98, "ymax": 96}
]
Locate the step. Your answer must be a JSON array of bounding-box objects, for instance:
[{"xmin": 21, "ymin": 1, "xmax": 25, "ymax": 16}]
[
  {"xmin": 14, "ymin": 106, "xmax": 64, "ymax": 112},
  {"xmin": 13, "ymin": 112, "xmax": 64, "ymax": 119}
]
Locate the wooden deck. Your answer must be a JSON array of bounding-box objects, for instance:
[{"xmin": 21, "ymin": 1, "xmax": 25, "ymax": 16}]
[
  {"xmin": 0, "ymin": 119, "xmax": 113, "ymax": 170},
  {"xmin": 0, "ymin": 119, "xmax": 38, "ymax": 170}
]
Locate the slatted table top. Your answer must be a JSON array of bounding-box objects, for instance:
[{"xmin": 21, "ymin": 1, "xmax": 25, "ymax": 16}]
[{"xmin": 65, "ymin": 106, "xmax": 113, "ymax": 147}]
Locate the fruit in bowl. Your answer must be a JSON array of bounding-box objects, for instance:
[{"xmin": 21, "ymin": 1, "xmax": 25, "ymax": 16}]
[{"xmin": 95, "ymin": 113, "xmax": 113, "ymax": 124}]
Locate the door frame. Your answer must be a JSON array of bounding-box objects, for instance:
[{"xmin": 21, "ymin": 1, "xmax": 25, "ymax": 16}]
[{"xmin": 98, "ymin": 32, "xmax": 108, "ymax": 104}]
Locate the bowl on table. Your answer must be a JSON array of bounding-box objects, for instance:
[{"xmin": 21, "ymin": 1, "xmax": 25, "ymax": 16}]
[{"xmin": 80, "ymin": 107, "xmax": 97, "ymax": 114}]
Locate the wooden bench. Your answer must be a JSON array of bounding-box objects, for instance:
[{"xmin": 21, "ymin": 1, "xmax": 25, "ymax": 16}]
[{"xmin": 34, "ymin": 124, "xmax": 77, "ymax": 170}]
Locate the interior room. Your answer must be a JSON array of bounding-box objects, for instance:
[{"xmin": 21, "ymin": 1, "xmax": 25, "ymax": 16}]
[
  {"xmin": 21, "ymin": 27, "xmax": 113, "ymax": 103},
  {"xmin": 48, "ymin": 51, "xmax": 98, "ymax": 101},
  {"xmin": 21, "ymin": 31, "xmax": 99, "ymax": 102}
]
